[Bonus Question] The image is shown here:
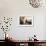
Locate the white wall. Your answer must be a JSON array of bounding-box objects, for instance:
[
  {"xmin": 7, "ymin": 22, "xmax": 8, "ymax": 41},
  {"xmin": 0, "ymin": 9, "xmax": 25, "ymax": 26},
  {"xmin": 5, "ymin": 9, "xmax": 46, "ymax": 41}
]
[
  {"xmin": 0, "ymin": 16, "xmax": 45, "ymax": 40},
  {"xmin": 0, "ymin": 0, "xmax": 46, "ymax": 40},
  {"xmin": 8, "ymin": 15, "xmax": 45, "ymax": 40},
  {"xmin": 44, "ymin": 16, "xmax": 46, "ymax": 40}
]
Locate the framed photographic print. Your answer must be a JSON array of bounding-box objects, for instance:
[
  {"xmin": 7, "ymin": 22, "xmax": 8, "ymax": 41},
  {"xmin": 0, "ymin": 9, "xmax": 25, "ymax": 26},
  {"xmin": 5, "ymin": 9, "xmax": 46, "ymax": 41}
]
[{"xmin": 19, "ymin": 16, "xmax": 33, "ymax": 26}]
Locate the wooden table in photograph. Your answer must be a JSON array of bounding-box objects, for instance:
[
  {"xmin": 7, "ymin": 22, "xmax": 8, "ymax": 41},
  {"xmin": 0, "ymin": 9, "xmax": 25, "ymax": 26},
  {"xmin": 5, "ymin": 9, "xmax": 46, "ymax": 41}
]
[{"xmin": 5, "ymin": 39, "xmax": 46, "ymax": 46}]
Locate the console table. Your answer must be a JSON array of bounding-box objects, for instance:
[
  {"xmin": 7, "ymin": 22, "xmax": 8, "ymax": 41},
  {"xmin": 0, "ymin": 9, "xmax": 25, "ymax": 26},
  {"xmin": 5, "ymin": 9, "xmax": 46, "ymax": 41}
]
[
  {"xmin": 0, "ymin": 40, "xmax": 6, "ymax": 46},
  {"xmin": 5, "ymin": 39, "xmax": 46, "ymax": 46}
]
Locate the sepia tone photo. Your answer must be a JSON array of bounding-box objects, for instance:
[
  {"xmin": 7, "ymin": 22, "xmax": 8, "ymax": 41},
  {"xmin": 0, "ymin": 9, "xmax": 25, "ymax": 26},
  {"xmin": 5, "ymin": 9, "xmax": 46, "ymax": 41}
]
[{"xmin": 20, "ymin": 16, "xmax": 33, "ymax": 26}]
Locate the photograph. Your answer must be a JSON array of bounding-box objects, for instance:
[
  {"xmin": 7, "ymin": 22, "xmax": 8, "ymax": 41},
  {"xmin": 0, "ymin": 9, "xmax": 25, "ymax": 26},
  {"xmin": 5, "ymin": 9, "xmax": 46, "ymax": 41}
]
[{"xmin": 19, "ymin": 16, "xmax": 33, "ymax": 26}]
